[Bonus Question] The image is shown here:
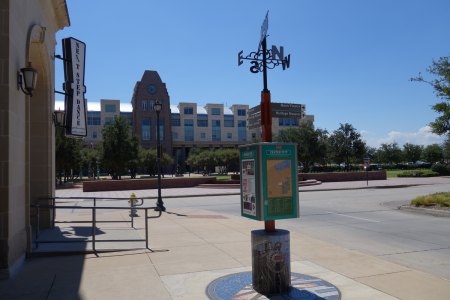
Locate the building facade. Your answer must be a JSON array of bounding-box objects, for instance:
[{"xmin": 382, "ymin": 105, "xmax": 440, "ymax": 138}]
[
  {"xmin": 171, "ymin": 102, "xmax": 250, "ymax": 166},
  {"xmin": 248, "ymin": 102, "xmax": 314, "ymax": 140},
  {"xmin": 84, "ymin": 99, "xmax": 132, "ymax": 147},
  {"xmin": 0, "ymin": 0, "xmax": 69, "ymax": 278},
  {"xmin": 131, "ymin": 71, "xmax": 173, "ymax": 155}
]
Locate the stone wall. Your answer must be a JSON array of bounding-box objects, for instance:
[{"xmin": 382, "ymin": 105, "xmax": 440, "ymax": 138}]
[
  {"xmin": 298, "ymin": 170, "xmax": 386, "ymax": 182},
  {"xmin": 83, "ymin": 177, "xmax": 217, "ymax": 192}
]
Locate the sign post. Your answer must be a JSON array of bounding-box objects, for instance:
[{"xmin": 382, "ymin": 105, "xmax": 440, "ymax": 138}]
[
  {"xmin": 238, "ymin": 12, "xmax": 295, "ymax": 296},
  {"xmin": 240, "ymin": 143, "xmax": 298, "ymax": 294}
]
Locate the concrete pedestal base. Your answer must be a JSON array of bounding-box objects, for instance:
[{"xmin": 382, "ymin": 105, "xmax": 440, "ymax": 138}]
[{"xmin": 251, "ymin": 229, "xmax": 290, "ymax": 295}]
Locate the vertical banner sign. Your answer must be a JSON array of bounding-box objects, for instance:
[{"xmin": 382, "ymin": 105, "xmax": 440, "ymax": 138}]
[
  {"xmin": 240, "ymin": 146, "xmax": 259, "ymax": 220},
  {"xmin": 62, "ymin": 37, "xmax": 87, "ymax": 136}
]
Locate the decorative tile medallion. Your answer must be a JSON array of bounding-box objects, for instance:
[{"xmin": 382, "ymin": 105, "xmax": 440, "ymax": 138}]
[{"xmin": 206, "ymin": 272, "xmax": 340, "ymax": 300}]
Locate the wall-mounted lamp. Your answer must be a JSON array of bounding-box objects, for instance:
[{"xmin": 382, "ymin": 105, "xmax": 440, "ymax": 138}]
[
  {"xmin": 17, "ymin": 62, "xmax": 38, "ymax": 97},
  {"xmin": 52, "ymin": 110, "xmax": 66, "ymax": 128}
]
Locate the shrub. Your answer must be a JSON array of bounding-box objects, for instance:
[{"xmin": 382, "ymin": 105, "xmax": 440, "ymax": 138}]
[
  {"xmin": 431, "ymin": 163, "xmax": 450, "ymax": 175},
  {"xmin": 397, "ymin": 170, "xmax": 439, "ymax": 177}
]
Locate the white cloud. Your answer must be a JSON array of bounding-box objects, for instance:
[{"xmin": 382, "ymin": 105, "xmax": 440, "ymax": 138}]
[{"xmin": 363, "ymin": 126, "xmax": 446, "ymax": 148}]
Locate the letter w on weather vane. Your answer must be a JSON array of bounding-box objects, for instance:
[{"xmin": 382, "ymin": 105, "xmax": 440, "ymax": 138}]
[{"xmin": 238, "ymin": 11, "xmax": 291, "ymax": 74}]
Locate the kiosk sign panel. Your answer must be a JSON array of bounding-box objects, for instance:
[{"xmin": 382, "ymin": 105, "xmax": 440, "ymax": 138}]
[
  {"xmin": 240, "ymin": 143, "xmax": 299, "ymax": 221},
  {"xmin": 262, "ymin": 143, "xmax": 298, "ymax": 220},
  {"xmin": 240, "ymin": 146, "xmax": 259, "ymax": 220}
]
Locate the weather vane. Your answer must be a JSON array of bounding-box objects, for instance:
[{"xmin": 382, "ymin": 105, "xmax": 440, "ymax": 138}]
[{"xmin": 238, "ymin": 11, "xmax": 291, "ymax": 92}]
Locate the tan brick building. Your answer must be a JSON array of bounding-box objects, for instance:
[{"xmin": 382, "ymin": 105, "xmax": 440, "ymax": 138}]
[{"xmin": 0, "ymin": 0, "xmax": 69, "ymax": 278}]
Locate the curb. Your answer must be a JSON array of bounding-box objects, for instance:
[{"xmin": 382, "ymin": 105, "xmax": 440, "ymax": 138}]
[{"xmin": 398, "ymin": 205, "xmax": 450, "ymax": 217}]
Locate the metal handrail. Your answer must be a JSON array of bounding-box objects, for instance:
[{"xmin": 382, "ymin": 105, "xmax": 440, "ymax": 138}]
[
  {"xmin": 31, "ymin": 203, "xmax": 162, "ymax": 252},
  {"xmin": 36, "ymin": 196, "xmax": 149, "ymax": 228}
]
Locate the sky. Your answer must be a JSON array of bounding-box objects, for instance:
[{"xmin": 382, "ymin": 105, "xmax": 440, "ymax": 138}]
[{"xmin": 55, "ymin": 0, "xmax": 450, "ymax": 148}]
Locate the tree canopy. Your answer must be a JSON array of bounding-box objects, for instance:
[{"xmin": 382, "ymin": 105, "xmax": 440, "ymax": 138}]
[
  {"xmin": 412, "ymin": 54, "xmax": 450, "ymax": 135},
  {"xmin": 328, "ymin": 123, "xmax": 366, "ymax": 170},
  {"xmin": 101, "ymin": 116, "xmax": 139, "ymax": 179},
  {"xmin": 276, "ymin": 122, "xmax": 328, "ymax": 172}
]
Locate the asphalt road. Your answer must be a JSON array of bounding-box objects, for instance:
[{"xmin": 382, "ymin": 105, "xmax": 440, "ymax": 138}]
[{"xmin": 165, "ymin": 183, "xmax": 450, "ymax": 281}]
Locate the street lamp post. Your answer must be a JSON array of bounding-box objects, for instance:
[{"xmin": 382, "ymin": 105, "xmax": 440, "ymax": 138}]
[{"xmin": 154, "ymin": 100, "xmax": 165, "ymax": 211}]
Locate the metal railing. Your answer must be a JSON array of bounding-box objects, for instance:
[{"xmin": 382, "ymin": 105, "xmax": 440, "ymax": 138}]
[{"xmin": 32, "ymin": 197, "xmax": 162, "ymax": 252}]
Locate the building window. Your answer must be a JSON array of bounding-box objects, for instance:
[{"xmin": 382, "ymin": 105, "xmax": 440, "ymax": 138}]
[
  {"xmin": 157, "ymin": 119, "xmax": 164, "ymax": 140},
  {"xmin": 172, "ymin": 132, "xmax": 178, "ymax": 140},
  {"xmin": 227, "ymin": 132, "xmax": 232, "ymax": 139},
  {"xmin": 171, "ymin": 114, "xmax": 180, "ymax": 126},
  {"xmin": 211, "ymin": 107, "xmax": 220, "ymax": 115},
  {"xmin": 237, "ymin": 109, "xmax": 246, "ymax": 116},
  {"xmin": 150, "ymin": 100, "xmax": 155, "ymax": 111},
  {"xmin": 105, "ymin": 104, "xmax": 116, "ymax": 112},
  {"xmin": 87, "ymin": 111, "xmax": 101, "ymax": 125},
  {"xmin": 184, "ymin": 119, "xmax": 194, "ymax": 141},
  {"xmin": 92, "ymin": 131, "xmax": 97, "ymax": 139},
  {"xmin": 142, "ymin": 100, "xmax": 147, "ymax": 111},
  {"xmin": 224, "ymin": 115, "xmax": 234, "ymax": 127},
  {"xmin": 200, "ymin": 132, "xmax": 206, "ymax": 139},
  {"xmin": 197, "ymin": 114, "xmax": 208, "ymax": 127},
  {"xmin": 184, "ymin": 107, "xmax": 193, "ymax": 114},
  {"xmin": 279, "ymin": 118, "xmax": 299, "ymax": 126},
  {"xmin": 212, "ymin": 119, "xmax": 221, "ymax": 141},
  {"xmin": 142, "ymin": 119, "xmax": 150, "ymax": 140},
  {"xmin": 238, "ymin": 120, "xmax": 246, "ymax": 141},
  {"xmin": 197, "ymin": 119, "xmax": 208, "ymax": 127}
]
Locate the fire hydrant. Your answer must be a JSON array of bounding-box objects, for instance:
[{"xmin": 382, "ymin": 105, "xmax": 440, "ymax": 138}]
[{"xmin": 128, "ymin": 193, "xmax": 138, "ymax": 217}]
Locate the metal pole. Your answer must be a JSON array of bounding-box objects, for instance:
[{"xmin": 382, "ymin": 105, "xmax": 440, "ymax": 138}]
[
  {"xmin": 52, "ymin": 197, "xmax": 56, "ymax": 228},
  {"xmin": 35, "ymin": 204, "xmax": 40, "ymax": 248},
  {"xmin": 155, "ymin": 106, "xmax": 165, "ymax": 211},
  {"xmin": 92, "ymin": 207, "xmax": 96, "ymax": 252},
  {"xmin": 145, "ymin": 209, "xmax": 149, "ymax": 250},
  {"xmin": 260, "ymin": 37, "xmax": 275, "ymax": 233},
  {"xmin": 131, "ymin": 201, "xmax": 134, "ymax": 228}
]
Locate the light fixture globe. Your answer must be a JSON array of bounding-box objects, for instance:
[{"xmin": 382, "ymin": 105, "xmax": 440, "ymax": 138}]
[
  {"xmin": 53, "ymin": 110, "xmax": 66, "ymax": 127},
  {"xmin": 154, "ymin": 100, "xmax": 162, "ymax": 112},
  {"xmin": 19, "ymin": 62, "xmax": 38, "ymax": 96}
]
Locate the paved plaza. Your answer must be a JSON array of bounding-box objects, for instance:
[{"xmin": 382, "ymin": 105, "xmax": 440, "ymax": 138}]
[{"xmin": 1, "ymin": 177, "xmax": 450, "ymax": 299}]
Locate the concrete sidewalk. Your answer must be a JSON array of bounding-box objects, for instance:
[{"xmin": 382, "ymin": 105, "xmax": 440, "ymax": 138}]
[{"xmin": 1, "ymin": 177, "xmax": 450, "ymax": 299}]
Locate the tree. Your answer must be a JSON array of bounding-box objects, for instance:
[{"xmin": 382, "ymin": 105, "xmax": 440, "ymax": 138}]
[
  {"xmin": 276, "ymin": 122, "xmax": 328, "ymax": 172},
  {"xmin": 55, "ymin": 127, "xmax": 83, "ymax": 184},
  {"xmin": 101, "ymin": 116, "xmax": 139, "ymax": 179},
  {"xmin": 377, "ymin": 143, "xmax": 403, "ymax": 165},
  {"xmin": 328, "ymin": 123, "xmax": 366, "ymax": 170},
  {"xmin": 422, "ymin": 144, "xmax": 443, "ymax": 163},
  {"xmin": 442, "ymin": 138, "xmax": 450, "ymax": 162},
  {"xmin": 80, "ymin": 146, "xmax": 100, "ymax": 178},
  {"xmin": 140, "ymin": 147, "xmax": 174, "ymax": 176},
  {"xmin": 402, "ymin": 143, "xmax": 423, "ymax": 163},
  {"xmin": 216, "ymin": 149, "xmax": 240, "ymax": 173},
  {"xmin": 412, "ymin": 54, "xmax": 450, "ymax": 135}
]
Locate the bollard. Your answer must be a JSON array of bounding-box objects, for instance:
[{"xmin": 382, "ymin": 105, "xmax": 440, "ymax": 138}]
[
  {"xmin": 251, "ymin": 229, "xmax": 290, "ymax": 295},
  {"xmin": 129, "ymin": 193, "xmax": 138, "ymax": 217}
]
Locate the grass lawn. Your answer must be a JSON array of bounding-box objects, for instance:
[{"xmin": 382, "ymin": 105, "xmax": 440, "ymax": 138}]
[
  {"xmin": 386, "ymin": 170, "xmax": 404, "ymax": 178},
  {"xmin": 411, "ymin": 192, "xmax": 450, "ymax": 207}
]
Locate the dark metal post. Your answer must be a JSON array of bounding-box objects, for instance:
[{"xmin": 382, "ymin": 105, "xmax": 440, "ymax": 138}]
[
  {"xmin": 145, "ymin": 209, "xmax": 149, "ymax": 250},
  {"xmin": 155, "ymin": 100, "xmax": 165, "ymax": 211},
  {"xmin": 52, "ymin": 197, "xmax": 56, "ymax": 228},
  {"xmin": 92, "ymin": 208, "xmax": 96, "ymax": 252}
]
